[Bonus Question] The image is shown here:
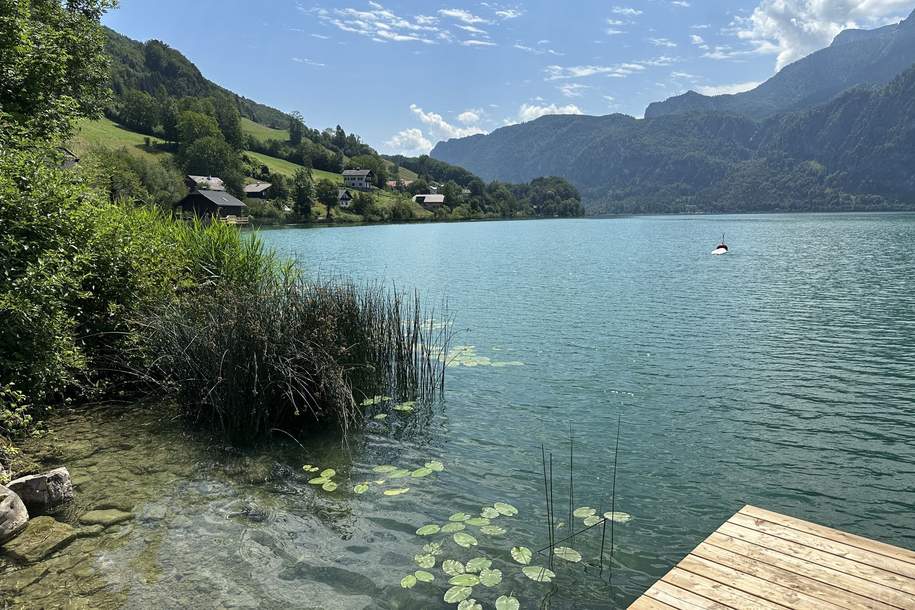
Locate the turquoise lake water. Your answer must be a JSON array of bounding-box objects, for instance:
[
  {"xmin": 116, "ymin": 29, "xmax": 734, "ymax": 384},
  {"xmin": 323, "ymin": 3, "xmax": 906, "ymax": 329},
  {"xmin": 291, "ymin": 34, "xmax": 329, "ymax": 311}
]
[{"xmin": 3, "ymin": 213, "xmax": 914, "ymax": 609}]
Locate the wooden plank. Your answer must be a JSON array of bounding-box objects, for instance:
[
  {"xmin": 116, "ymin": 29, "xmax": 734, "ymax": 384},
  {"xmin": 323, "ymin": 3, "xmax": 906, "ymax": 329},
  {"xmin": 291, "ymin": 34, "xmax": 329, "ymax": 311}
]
[
  {"xmin": 677, "ymin": 554, "xmax": 847, "ymax": 610},
  {"xmin": 740, "ymin": 506, "xmax": 915, "ymax": 566},
  {"xmin": 662, "ymin": 566, "xmax": 788, "ymax": 609},
  {"xmin": 712, "ymin": 527, "xmax": 915, "ymax": 601},
  {"xmin": 691, "ymin": 540, "xmax": 899, "ymax": 610},
  {"xmin": 728, "ymin": 513, "xmax": 915, "ymax": 581},
  {"xmin": 644, "ymin": 580, "xmax": 734, "ymax": 610},
  {"xmin": 629, "ymin": 595, "xmax": 679, "ymax": 610}
]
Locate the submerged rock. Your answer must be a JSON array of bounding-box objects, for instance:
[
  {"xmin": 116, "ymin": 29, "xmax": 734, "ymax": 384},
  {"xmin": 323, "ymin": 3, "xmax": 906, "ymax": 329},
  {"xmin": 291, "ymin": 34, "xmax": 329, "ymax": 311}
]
[
  {"xmin": 0, "ymin": 485, "xmax": 29, "ymax": 544},
  {"xmin": 77, "ymin": 524, "xmax": 105, "ymax": 538},
  {"xmin": 7, "ymin": 467, "xmax": 74, "ymax": 515},
  {"xmin": 79, "ymin": 509, "xmax": 134, "ymax": 527},
  {"xmin": 2, "ymin": 516, "xmax": 76, "ymax": 562}
]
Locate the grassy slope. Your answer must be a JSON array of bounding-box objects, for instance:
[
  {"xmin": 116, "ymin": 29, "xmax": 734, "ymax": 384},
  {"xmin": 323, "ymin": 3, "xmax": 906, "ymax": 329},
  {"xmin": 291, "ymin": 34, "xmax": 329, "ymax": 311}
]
[{"xmin": 240, "ymin": 117, "xmax": 288, "ymax": 141}]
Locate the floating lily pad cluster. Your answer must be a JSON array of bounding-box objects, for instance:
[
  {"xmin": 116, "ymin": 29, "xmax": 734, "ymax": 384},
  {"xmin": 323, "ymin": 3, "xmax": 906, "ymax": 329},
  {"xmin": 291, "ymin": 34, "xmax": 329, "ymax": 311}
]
[
  {"xmin": 573, "ymin": 506, "xmax": 632, "ymax": 527},
  {"xmin": 303, "ymin": 467, "xmax": 339, "ymax": 492},
  {"xmin": 444, "ymin": 346, "xmax": 524, "ymax": 369},
  {"xmin": 350, "ymin": 460, "xmax": 445, "ymax": 497},
  {"xmin": 360, "ymin": 395, "xmax": 420, "ymax": 420}
]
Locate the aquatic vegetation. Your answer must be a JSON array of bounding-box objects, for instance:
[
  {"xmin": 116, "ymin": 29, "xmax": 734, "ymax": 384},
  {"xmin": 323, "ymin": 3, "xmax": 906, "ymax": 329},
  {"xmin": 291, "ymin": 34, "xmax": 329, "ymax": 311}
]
[
  {"xmin": 480, "ymin": 506, "xmax": 500, "ymax": 519},
  {"xmin": 458, "ymin": 599, "xmax": 483, "ymax": 610},
  {"xmin": 426, "ymin": 460, "xmax": 445, "ymax": 472},
  {"xmin": 573, "ymin": 506, "xmax": 595, "ymax": 518},
  {"xmin": 444, "ymin": 585, "xmax": 473, "ymax": 603},
  {"xmin": 400, "ymin": 574, "xmax": 417, "ymax": 589},
  {"xmin": 453, "ymin": 532, "xmax": 478, "ymax": 548},
  {"xmin": 480, "ymin": 525, "xmax": 506, "ymax": 536},
  {"xmin": 414, "ymin": 570, "xmax": 435, "ymax": 583},
  {"xmin": 442, "ymin": 560, "xmax": 465, "ymax": 576},
  {"xmin": 353, "ymin": 483, "xmax": 370, "ymax": 494},
  {"xmin": 414, "ymin": 553, "xmax": 436, "ymax": 569},
  {"xmin": 388, "ymin": 468, "xmax": 411, "ymax": 478},
  {"xmin": 372, "ymin": 413, "xmax": 387, "ymax": 420},
  {"xmin": 604, "ymin": 511, "xmax": 632, "ymax": 523},
  {"xmin": 522, "ymin": 565, "xmax": 555, "ymax": 583},
  {"xmin": 493, "ymin": 502, "xmax": 518, "ymax": 516},
  {"xmin": 360, "ymin": 395, "xmax": 388, "ymax": 407},
  {"xmin": 417, "ymin": 524, "xmax": 441, "ymax": 536},
  {"xmin": 465, "ymin": 517, "xmax": 490, "ymax": 527},
  {"xmin": 583, "ymin": 515, "xmax": 601, "ymax": 527},
  {"xmin": 465, "ymin": 557, "xmax": 492, "ymax": 573},
  {"xmin": 511, "ymin": 546, "xmax": 532, "ymax": 565},
  {"xmin": 411, "ymin": 467, "xmax": 433, "ymax": 478},
  {"xmin": 449, "ymin": 573, "xmax": 479, "ymax": 586},
  {"xmin": 449, "ymin": 512, "xmax": 470, "ymax": 522},
  {"xmin": 384, "ymin": 487, "xmax": 410, "ymax": 496},
  {"xmin": 444, "ymin": 345, "xmax": 524, "ymax": 369},
  {"xmin": 496, "ymin": 595, "xmax": 521, "ymax": 610},
  {"xmin": 441, "ymin": 522, "xmax": 466, "ymax": 533},
  {"xmin": 553, "ymin": 547, "xmax": 582, "ymax": 563},
  {"xmin": 393, "ymin": 401, "xmax": 415, "ymax": 412},
  {"xmin": 479, "ymin": 568, "xmax": 503, "ymax": 587}
]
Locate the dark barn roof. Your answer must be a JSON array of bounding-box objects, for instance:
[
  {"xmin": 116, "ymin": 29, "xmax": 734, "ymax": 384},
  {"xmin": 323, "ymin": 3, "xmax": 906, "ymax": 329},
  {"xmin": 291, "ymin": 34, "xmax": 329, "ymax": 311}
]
[
  {"xmin": 343, "ymin": 169, "xmax": 373, "ymax": 177},
  {"xmin": 176, "ymin": 189, "xmax": 247, "ymax": 215},
  {"xmin": 243, "ymin": 181, "xmax": 272, "ymax": 194}
]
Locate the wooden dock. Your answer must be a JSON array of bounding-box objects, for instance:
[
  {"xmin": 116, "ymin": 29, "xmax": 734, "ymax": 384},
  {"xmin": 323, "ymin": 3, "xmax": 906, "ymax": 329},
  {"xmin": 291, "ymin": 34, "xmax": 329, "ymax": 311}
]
[{"xmin": 630, "ymin": 504, "xmax": 915, "ymax": 609}]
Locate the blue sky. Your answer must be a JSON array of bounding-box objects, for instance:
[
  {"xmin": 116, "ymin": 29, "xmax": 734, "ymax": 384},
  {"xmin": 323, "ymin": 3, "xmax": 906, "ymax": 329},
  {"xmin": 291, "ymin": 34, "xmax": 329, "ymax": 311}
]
[{"xmin": 104, "ymin": 0, "xmax": 915, "ymax": 155}]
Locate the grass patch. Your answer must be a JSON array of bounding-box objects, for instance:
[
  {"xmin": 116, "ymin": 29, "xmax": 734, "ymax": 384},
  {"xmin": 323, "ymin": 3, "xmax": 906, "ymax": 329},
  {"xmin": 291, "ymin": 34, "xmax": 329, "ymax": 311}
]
[
  {"xmin": 241, "ymin": 117, "xmax": 289, "ymax": 142},
  {"xmin": 72, "ymin": 118, "xmax": 170, "ymax": 162},
  {"xmin": 244, "ymin": 150, "xmax": 343, "ymax": 184}
]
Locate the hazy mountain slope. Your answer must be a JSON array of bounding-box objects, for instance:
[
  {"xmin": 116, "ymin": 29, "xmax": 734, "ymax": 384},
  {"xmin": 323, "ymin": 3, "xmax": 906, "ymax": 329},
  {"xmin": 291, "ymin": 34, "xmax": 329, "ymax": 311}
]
[
  {"xmin": 432, "ymin": 65, "xmax": 915, "ymax": 213},
  {"xmin": 645, "ymin": 9, "xmax": 915, "ymax": 120}
]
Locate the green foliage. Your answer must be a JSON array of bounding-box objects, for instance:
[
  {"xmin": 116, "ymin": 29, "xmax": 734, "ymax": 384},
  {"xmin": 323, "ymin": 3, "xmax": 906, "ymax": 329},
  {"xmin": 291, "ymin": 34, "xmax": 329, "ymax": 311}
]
[
  {"xmin": 291, "ymin": 168, "xmax": 314, "ymax": 220},
  {"xmin": 315, "ymin": 179, "xmax": 338, "ymax": 219},
  {"xmin": 119, "ymin": 89, "xmax": 160, "ymax": 134},
  {"xmin": 179, "ymin": 136, "xmax": 244, "ymax": 195},
  {"xmin": 177, "ymin": 110, "xmax": 221, "ymax": 144},
  {"xmin": 0, "ymin": 0, "xmax": 116, "ymax": 139},
  {"xmin": 82, "ymin": 145, "xmax": 186, "ymax": 209}
]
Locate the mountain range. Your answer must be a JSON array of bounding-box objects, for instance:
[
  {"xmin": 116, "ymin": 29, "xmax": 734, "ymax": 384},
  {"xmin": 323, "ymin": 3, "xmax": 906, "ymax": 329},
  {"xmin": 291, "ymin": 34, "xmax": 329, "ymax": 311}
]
[{"xmin": 432, "ymin": 11, "xmax": 915, "ymax": 214}]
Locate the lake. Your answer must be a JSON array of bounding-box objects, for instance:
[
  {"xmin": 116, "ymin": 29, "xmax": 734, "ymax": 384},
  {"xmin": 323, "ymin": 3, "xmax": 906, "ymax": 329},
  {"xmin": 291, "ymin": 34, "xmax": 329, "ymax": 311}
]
[{"xmin": 4, "ymin": 213, "xmax": 915, "ymax": 609}]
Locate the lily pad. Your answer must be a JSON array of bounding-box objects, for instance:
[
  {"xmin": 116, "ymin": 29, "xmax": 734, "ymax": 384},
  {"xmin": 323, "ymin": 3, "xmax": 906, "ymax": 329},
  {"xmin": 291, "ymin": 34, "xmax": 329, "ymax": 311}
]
[
  {"xmin": 441, "ymin": 522, "xmax": 466, "ymax": 533},
  {"xmin": 449, "ymin": 512, "xmax": 470, "ymax": 522},
  {"xmin": 465, "ymin": 557, "xmax": 491, "ymax": 573},
  {"xmin": 302, "ymin": 465, "xmax": 319, "ymax": 473},
  {"xmin": 410, "ymin": 467, "xmax": 433, "ymax": 478},
  {"xmin": 425, "ymin": 460, "xmax": 445, "ymax": 472},
  {"xmin": 480, "ymin": 525, "xmax": 505, "ymax": 536},
  {"xmin": 414, "ymin": 553, "xmax": 436, "ymax": 569},
  {"xmin": 442, "ymin": 559, "xmax": 464, "ymax": 576},
  {"xmin": 414, "ymin": 570, "xmax": 434, "ymax": 583},
  {"xmin": 320, "ymin": 468, "xmax": 336, "ymax": 479},
  {"xmin": 522, "ymin": 565, "xmax": 556, "ymax": 583},
  {"xmin": 481, "ymin": 507, "xmax": 500, "ymax": 519},
  {"xmin": 388, "ymin": 468, "xmax": 411, "ymax": 478},
  {"xmin": 583, "ymin": 515, "xmax": 602, "ymax": 527},
  {"xmin": 458, "ymin": 599, "xmax": 483, "ymax": 610},
  {"xmin": 511, "ymin": 546, "xmax": 532, "ymax": 565},
  {"xmin": 479, "ymin": 568, "xmax": 502, "ymax": 587},
  {"xmin": 554, "ymin": 546, "xmax": 582, "ymax": 562},
  {"xmin": 361, "ymin": 395, "xmax": 386, "ymax": 407},
  {"xmin": 453, "ymin": 532, "xmax": 478, "ymax": 548},
  {"xmin": 416, "ymin": 524, "xmax": 441, "ymax": 536},
  {"xmin": 465, "ymin": 517, "xmax": 490, "ymax": 527},
  {"xmin": 353, "ymin": 483, "xmax": 370, "ymax": 494},
  {"xmin": 496, "ymin": 595, "xmax": 521, "ymax": 610},
  {"xmin": 372, "ymin": 414, "xmax": 387, "ymax": 421},
  {"xmin": 308, "ymin": 477, "xmax": 328, "ymax": 485},
  {"xmin": 493, "ymin": 502, "xmax": 518, "ymax": 516},
  {"xmin": 383, "ymin": 488, "xmax": 410, "ymax": 496},
  {"xmin": 400, "ymin": 574, "xmax": 417, "ymax": 589},
  {"xmin": 321, "ymin": 481, "xmax": 338, "ymax": 492},
  {"xmin": 604, "ymin": 511, "xmax": 632, "ymax": 523},
  {"xmin": 372, "ymin": 465, "xmax": 396, "ymax": 474},
  {"xmin": 573, "ymin": 506, "xmax": 596, "ymax": 518},
  {"xmin": 448, "ymin": 574, "xmax": 480, "ymax": 587},
  {"xmin": 422, "ymin": 542, "xmax": 444, "ymax": 556},
  {"xmin": 444, "ymin": 586, "xmax": 473, "ymax": 604}
]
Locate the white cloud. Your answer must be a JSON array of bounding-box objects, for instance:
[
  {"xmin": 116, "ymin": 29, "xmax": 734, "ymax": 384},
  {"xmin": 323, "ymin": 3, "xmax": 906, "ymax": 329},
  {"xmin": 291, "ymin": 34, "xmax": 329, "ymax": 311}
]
[
  {"xmin": 671, "ymin": 71, "xmax": 699, "ymax": 79},
  {"xmin": 690, "ymin": 34, "xmax": 705, "ymax": 45},
  {"xmin": 456, "ymin": 24, "xmax": 488, "ymax": 34},
  {"xmin": 410, "ymin": 104, "xmax": 487, "ymax": 139},
  {"xmin": 517, "ymin": 103, "xmax": 583, "ymax": 122},
  {"xmin": 544, "ymin": 56, "xmax": 674, "ymax": 80},
  {"xmin": 557, "ymin": 83, "xmax": 590, "ymax": 97},
  {"xmin": 439, "ymin": 8, "xmax": 490, "ymax": 24},
  {"xmin": 649, "ymin": 37, "xmax": 678, "ymax": 47},
  {"xmin": 734, "ymin": 0, "xmax": 915, "ymax": 70},
  {"xmin": 385, "ymin": 128, "xmax": 433, "ymax": 155},
  {"xmin": 695, "ymin": 80, "xmax": 761, "ymax": 95},
  {"xmin": 672, "ymin": 0, "xmax": 691, "ymax": 6},
  {"xmin": 514, "ymin": 42, "xmax": 563, "ymax": 55},
  {"xmin": 495, "ymin": 9, "xmax": 523, "ymax": 19},
  {"xmin": 457, "ymin": 110, "xmax": 481, "ymax": 124},
  {"xmin": 311, "ymin": 33, "xmax": 330, "ymax": 39},
  {"xmin": 462, "ymin": 39, "xmax": 496, "ymax": 46},
  {"xmin": 291, "ymin": 57, "xmax": 326, "ymax": 67},
  {"xmin": 612, "ymin": 6, "xmax": 643, "ymax": 16},
  {"xmin": 313, "ymin": 2, "xmax": 440, "ymax": 44}
]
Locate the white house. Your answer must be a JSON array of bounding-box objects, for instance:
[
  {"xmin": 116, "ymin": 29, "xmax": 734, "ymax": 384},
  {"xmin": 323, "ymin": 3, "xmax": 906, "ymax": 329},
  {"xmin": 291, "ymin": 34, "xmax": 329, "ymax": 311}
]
[{"xmin": 342, "ymin": 169, "xmax": 373, "ymax": 190}]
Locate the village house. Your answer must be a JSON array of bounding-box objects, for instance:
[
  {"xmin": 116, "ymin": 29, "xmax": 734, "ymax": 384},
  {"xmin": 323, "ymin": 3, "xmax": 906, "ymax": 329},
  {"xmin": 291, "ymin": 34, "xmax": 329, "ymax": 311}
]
[
  {"xmin": 413, "ymin": 193, "xmax": 445, "ymax": 212},
  {"xmin": 185, "ymin": 175, "xmax": 226, "ymax": 192},
  {"xmin": 243, "ymin": 181, "xmax": 272, "ymax": 199},
  {"xmin": 337, "ymin": 188, "xmax": 354, "ymax": 209},
  {"xmin": 175, "ymin": 189, "xmax": 248, "ymax": 224},
  {"xmin": 386, "ymin": 179, "xmax": 414, "ymax": 190},
  {"xmin": 342, "ymin": 169, "xmax": 373, "ymax": 190}
]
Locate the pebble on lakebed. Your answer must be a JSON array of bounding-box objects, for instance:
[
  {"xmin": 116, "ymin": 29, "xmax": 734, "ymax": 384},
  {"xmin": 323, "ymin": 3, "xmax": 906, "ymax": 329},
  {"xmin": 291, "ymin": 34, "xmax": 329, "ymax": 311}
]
[{"xmin": 79, "ymin": 509, "xmax": 135, "ymax": 527}]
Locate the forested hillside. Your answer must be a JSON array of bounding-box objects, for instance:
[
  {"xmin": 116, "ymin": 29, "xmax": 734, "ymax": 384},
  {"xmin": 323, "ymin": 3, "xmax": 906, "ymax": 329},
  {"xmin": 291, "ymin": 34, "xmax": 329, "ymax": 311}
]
[
  {"xmin": 433, "ymin": 64, "xmax": 915, "ymax": 214},
  {"xmin": 645, "ymin": 9, "xmax": 915, "ymax": 120}
]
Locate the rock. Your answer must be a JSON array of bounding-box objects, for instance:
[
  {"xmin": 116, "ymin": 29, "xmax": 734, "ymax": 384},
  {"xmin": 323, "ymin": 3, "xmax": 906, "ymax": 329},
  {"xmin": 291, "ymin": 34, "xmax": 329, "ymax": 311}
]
[
  {"xmin": 0, "ymin": 485, "xmax": 29, "ymax": 544},
  {"xmin": 2, "ymin": 516, "xmax": 76, "ymax": 563},
  {"xmin": 78, "ymin": 509, "xmax": 133, "ymax": 527},
  {"xmin": 0, "ymin": 562, "xmax": 49, "ymax": 594},
  {"xmin": 7, "ymin": 467, "xmax": 74, "ymax": 515},
  {"xmin": 76, "ymin": 524, "xmax": 105, "ymax": 538}
]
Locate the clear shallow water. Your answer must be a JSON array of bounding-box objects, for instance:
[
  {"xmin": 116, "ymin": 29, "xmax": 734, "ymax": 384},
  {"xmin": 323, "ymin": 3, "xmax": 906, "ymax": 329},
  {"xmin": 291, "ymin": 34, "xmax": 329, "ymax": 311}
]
[{"xmin": 4, "ymin": 213, "xmax": 915, "ymax": 609}]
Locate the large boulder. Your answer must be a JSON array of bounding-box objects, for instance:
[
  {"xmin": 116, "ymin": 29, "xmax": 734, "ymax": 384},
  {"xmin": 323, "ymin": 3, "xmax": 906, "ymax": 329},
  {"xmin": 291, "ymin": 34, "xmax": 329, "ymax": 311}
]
[
  {"xmin": 6, "ymin": 467, "xmax": 73, "ymax": 515},
  {"xmin": 0, "ymin": 485, "xmax": 29, "ymax": 544},
  {"xmin": 2, "ymin": 516, "xmax": 76, "ymax": 563}
]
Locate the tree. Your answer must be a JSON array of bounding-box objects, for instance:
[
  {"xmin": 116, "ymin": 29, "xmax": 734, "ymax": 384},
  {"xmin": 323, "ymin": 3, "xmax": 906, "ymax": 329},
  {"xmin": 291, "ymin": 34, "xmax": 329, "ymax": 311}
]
[
  {"xmin": 289, "ymin": 111, "xmax": 305, "ymax": 146},
  {"xmin": 119, "ymin": 89, "xmax": 159, "ymax": 135},
  {"xmin": 160, "ymin": 98, "xmax": 180, "ymax": 143},
  {"xmin": 179, "ymin": 136, "xmax": 243, "ymax": 195},
  {"xmin": 315, "ymin": 179, "xmax": 338, "ymax": 220},
  {"xmin": 177, "ymin": 111, "xmax": 220, "ymax": 145},
  {"xmin": 291, "ymin": 168, "xmax": 314, "ymax": 220},
  {"xmin": 0, "ymin": 0, "xmax": 117, "ymax": 139},
  {"xmin": 212, "ymin": 94, "xmax": 244, "ymax": 149}
]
